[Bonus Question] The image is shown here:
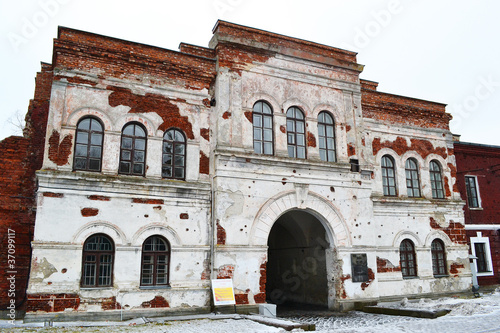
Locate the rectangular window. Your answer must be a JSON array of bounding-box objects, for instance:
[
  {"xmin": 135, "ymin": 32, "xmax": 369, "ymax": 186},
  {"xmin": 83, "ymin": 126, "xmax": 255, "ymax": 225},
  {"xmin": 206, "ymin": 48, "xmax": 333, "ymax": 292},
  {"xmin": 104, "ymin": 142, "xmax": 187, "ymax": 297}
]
[
  {"xmin": 474, "ymin": 243, "xmax": 488, "ymax": 273},
  {"xmin": 471, "ymin": 233, "xmax": 494, "ymax": 276},
  {"xmin": 465, "ymin": 176, "xmax": 480, "ymax": 208}
]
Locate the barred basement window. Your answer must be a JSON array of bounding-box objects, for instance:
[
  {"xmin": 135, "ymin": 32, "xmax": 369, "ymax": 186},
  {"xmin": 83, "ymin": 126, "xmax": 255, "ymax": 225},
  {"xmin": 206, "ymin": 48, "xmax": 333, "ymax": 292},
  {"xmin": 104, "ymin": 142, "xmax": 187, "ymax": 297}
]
[
  {"xmin": 162, "ymin": 129, "xmax": 186, "ymax": 180},
  {"xmin": 405, "ymin": 158, "xmax": 421, "ymax": 197},
  {"xmin": 73, "ymin": 117, "xmax": 104, "ymax": 172},
  {"xmin": 381, "ymin": 155, "xmax": 397, "ymax": 196},
  {"xmin": 141, "ymin": 236, "xmax": 170, "ymax": 286},
  {"xmin": 318, "ymin": 111, "xmax": 336, "ymax": 162},
  {"xmin": 81, "ymin": 234, "xmax": 114, "ymax": 287},
  {"xmin": 431, "ymin": 239, "xmax": 447, "ymax": 276},
  {"xmin": 430, "ymin": 160, "xmax": 445, "ymax": 199},
  {"xmin": 400, "ymin": 239, "xmax": 417, "ymax": 278},
  {"xmin": 119, "ymin": 123, "xmax": 147, "ymax": 176},
  {"xmin": 253, "ymin": 101, "xmax": 274, "ymax": 155},
  {"xmin": 286, "ymin": 106, "xmax": 306, "ymax": 159},
  {"xmin": 465, "ymin": 176, "xmax": 480, "ymax": 208}
]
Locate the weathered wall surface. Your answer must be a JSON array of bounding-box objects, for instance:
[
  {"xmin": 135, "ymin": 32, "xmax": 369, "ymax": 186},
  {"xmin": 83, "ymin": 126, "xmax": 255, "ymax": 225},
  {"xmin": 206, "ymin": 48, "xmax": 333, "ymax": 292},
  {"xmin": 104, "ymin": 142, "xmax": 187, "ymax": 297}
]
[{"xmin": 0, "ymin": 64, "xmax": 52, "ymax": 310}]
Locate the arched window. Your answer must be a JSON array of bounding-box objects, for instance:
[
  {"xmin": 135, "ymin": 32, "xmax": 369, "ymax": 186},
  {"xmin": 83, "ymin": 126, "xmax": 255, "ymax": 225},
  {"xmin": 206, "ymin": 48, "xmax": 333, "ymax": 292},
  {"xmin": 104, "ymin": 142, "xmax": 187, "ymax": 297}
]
[
  {"xmin": 400, "ymin": 239, "xmax": 417, "ymax": 278},
  {"xmin": 286, "ymin": 106, "xmax": 306, "ymax": 159},
  {"xmin": 429, "ymin": 160, "xmax": 444, "ymax": 199},
  {"xmin": 81, "ymin": 234, "xmax": 114, "ymax": 287},
  {"xmin": 162, "ymin": 129, "xmax": 186, "ymax": 180},
  {"xmin": 74, "ymin": 117, "xmax": 104, "ymax": 171},
  {"xmin": 381, "ymin": 155, "xmax": 397, "ymax": 196},
  {"xmin": 318, "ymin": 111, "xmax": 336, "ymax": 162},
  {"xmin": 253, "ymin": 101, "xmax": 273, "ymax": 155},
  {"xmin": 431, "ymin": 239, "xmax": 447, "ymax": 276},
  {"xmin": 405, "ymin": 158, "xmax": 421, "ymax": 197},
  {"xmin": 119, "ymin": 123, "xmax": 147, "ymax": 176},
  {"xmin": 141, "ymin": 236, "xmax": 170, "ymax": 286}
]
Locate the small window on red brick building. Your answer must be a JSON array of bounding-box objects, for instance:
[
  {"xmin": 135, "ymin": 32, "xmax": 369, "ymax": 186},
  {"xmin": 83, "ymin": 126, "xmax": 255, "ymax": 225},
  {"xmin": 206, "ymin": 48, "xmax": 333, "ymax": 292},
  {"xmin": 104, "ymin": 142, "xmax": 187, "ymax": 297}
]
[{"xmin": 465, "ymin": 176, "xmax": 480, "ymax": 208}]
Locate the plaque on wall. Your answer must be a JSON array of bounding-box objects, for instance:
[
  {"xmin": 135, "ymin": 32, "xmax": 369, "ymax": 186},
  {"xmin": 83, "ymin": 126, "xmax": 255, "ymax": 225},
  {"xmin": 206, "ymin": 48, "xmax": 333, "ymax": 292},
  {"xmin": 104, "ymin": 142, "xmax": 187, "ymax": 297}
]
[{"xmin": 351, "ymin": 253, "xmax": 369, "ymax": 282}]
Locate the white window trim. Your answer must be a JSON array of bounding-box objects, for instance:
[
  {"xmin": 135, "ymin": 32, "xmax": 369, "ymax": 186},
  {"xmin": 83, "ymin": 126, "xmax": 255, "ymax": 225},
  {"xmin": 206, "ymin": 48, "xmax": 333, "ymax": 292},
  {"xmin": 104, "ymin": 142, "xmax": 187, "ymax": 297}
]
[
  {"xmin": 470, "ymin": 232, "xmax": 494, "ymax": 277},
  {"xmin": 465, "ymin": 175, "xmax": 482, "ymax": 209}
]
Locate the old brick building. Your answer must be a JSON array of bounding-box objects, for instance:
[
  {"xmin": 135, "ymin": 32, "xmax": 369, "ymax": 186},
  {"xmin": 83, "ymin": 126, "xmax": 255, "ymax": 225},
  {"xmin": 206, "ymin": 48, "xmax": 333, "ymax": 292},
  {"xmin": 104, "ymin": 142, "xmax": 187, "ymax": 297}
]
[
  {"xmin": 454, "ymin": 140, "xmax": 500, "ymax": 286},
  {"xmin": 1, "ymin": 21, "xmax": 472, "ymax": 318}
]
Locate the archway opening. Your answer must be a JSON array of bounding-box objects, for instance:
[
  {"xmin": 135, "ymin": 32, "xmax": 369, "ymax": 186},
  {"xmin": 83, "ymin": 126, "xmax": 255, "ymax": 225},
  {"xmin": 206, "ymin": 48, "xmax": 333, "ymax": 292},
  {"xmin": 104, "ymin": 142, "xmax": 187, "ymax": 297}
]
[{"xmin": 266, "ymin": 209, "xmax": 330, "ymax": 308}]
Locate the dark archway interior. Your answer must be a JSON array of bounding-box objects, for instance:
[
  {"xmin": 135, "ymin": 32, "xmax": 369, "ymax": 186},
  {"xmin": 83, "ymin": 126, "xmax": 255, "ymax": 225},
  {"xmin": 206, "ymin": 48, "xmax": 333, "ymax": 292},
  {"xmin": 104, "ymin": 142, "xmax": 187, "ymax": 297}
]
[{"xmin": 266, "ymin": 210, "xmax": 330, "ymax": 307}]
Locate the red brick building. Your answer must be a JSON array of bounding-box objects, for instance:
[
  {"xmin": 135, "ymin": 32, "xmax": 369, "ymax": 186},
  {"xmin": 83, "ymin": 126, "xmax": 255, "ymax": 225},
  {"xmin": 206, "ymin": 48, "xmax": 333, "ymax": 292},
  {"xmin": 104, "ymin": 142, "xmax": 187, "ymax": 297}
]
[{"xmin": 454, "ymin": 140, "xmax": 500, "ymax": 286}]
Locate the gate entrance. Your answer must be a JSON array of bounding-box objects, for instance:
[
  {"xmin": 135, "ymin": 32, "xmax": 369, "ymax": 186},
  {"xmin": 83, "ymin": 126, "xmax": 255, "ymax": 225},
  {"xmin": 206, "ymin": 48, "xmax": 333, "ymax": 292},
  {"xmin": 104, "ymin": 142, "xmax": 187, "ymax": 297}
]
[{"xmin": 266, "ymin": 209, "xmax": 330, "ymax": 307}]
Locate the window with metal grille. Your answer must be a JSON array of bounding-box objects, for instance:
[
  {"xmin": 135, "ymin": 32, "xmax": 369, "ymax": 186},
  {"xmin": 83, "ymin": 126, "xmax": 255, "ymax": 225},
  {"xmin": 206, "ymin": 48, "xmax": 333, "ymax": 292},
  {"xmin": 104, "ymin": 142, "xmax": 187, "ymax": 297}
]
[
  {"xmin": 141, "ymin": 236, "xmax": 170, "ymax": 286},
  {"xmin": 253, "ymin": 101, "xmax": 273, "ymax": 155},
  {"xmin": 73, "ymin": 117, "xmax": 104, "ymax": 172},
  {"xmin": 162, "ymin": 129, "xmax": 186, "ymax": 180},
  {"xmin": 119, "ymin": 123, "xmax": 147, "ymax": 176},
  {"xmin": 318, "ymin": 111, "xmax": 336, "ymax": 162},
  {"xmin": 400, "ymin": 239, "xmax": 417, "ymax": 278},
  {"xmin": 405, "ymin": 158, "xmax": 421, "ymax": 197},
  {"xmin": 431, "ymin": 239, "xmax": 447, "ymax": 276},
  {"xmin": 286, "ymin": 107, "xmax": 306, "ymax": 159},
  {"xmin": 430, "ymin": 160, "xmax": 444, "ymax": 199},
  {"xmin": 81, "ymin": 234, "xmax": 114, "ymax": 287},
  {"xmin": 381, "ymin": 155, "xmax": 397, "ymax": 196},
  {"xmin": 465, "ymin": 176, "xmax": 480, "ymax": 208}
]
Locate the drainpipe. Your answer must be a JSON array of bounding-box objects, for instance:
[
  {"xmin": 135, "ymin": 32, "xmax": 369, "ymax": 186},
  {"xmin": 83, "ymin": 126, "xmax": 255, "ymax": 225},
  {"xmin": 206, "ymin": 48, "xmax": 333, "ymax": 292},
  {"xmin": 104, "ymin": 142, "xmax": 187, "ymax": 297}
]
[
  {"xmin": 210, "ymin": 174, "xmax": 216, "ymax": 280},
  {"xmin": 469, "ymin": 255, "xmax": 480, "ymax": 297}
]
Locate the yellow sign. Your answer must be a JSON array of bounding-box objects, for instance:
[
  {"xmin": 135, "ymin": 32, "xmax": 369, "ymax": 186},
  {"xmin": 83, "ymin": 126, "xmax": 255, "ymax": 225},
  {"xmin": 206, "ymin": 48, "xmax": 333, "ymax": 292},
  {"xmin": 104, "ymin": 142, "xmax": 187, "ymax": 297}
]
[{"xmin": 211, "ymin": 279, "xmax": 236, "ymax": 305}]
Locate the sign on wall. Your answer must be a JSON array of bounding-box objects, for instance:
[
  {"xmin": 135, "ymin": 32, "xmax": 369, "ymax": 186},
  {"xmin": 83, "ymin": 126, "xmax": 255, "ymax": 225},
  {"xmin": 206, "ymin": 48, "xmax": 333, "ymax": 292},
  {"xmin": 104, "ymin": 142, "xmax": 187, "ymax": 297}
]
[
  {"xmin": 211, "ymin": 279, "xmax": 236, "ymax": 306},
  {"xmin": 351, "ymin": 253, "xmax": 369, "ymax": 282}
]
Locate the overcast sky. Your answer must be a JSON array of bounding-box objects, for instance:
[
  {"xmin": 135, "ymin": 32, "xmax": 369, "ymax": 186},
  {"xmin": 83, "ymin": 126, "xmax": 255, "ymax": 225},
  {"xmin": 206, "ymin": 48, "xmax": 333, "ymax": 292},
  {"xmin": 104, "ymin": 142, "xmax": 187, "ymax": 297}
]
[{"xmin": 1, "ymin": 0, "xmax": 499, "ymax": 145}]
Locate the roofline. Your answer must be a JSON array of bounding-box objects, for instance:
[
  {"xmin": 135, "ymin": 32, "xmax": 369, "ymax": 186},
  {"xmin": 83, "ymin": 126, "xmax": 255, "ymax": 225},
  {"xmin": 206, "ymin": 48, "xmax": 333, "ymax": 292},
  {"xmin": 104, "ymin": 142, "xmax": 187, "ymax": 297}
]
[{"xmin": 454, "ymin": 141, "xmax": 500, "ymax": 150}]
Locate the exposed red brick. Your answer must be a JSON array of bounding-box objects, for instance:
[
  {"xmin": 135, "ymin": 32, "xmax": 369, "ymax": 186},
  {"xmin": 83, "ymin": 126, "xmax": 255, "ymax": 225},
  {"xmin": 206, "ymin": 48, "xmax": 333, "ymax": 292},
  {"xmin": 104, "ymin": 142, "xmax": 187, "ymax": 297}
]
[
  {"xmin": 447, "ymin": 163, "xmax": 460, "ymax": 193},
  {"xmin": 217, "ymin": 264, "xmax": 234, "ymax": 279},
  {"xmin": 222, "ymin": 111, "xmax": 231, "ymax": 119},
  {"xmin": 199, "ymin": 151, "xmax": 209, "ymax": 175},
  {"xmin": 202, "ymin": 98, "xmax": 211, "ymax": 107},
  {"xmin": 449, "ymin": 263, "xmax": 465, "ymax": 275},
  {"xmin": 372, "ymin": 137, "xmax": 448, "ymax": 160},
  {"xmin": 88, "ymin": 195, "xmax": 111, "ymax": 201},
  {"xmin": 430, "ymin": 218, "xmax": 467, "ymax": 245},
  {"xmin": 339, "ymin": 274, "xmax": 351, "ymax": 299},
  {"xmin": 360, "ymin": 268, "xmax": 375, "ymax": 291},
  {"xmin": 101, "ymin": 296, "xmax": 121, "ymax": 310},
  {"xmin": 280, "ymin": 125, "xmax": 286, "ymax": 133},
  {"xmin": 254, "ymin": 293, "xmax": 266, "ymax": 303},
  {"xmin": 376, "ymin": 257, "xmax": 401, "ymax": 273},
  {"xmin": 81, "ymin": 208, "xmax": 98, "ymax": 217},
  {"xmin": 108, "ymin": 86, "xmax": 195, "ymax": 138},
  {"xmin": 180, "ymin": 213, "xmax": 189, "ymax": 219},
  {"xmin": 244, "ymin": 111, "xmax": 253, "ymax": 123},
  {"xmin": 347, "ymin": 144, "xmax": 356, "ymax": 157},
  {"xmin": 54, "ymin": 75, "xmax": 97, "ymax": 87},
  {"xmin": 443, "ymin": 176, "xmax": 452, "ymax": 197},
  {"xmin": 48, "ymin": 130, "xmax": 73, "ymax": 166},
  {"xmin": 346, "ymin": 125, "xmax": 352, "ymax": 132},
  {"xmin": 307, "ymin": 131, "xmax": 316, "ymax": 148},
  {"xmin": 141, "ymin": 296, "xmax": 169, "ymax": 308},
  {"xmin": 132, "ymin": 198, "xmax": 164, "ymax": 205},
  {"xmin": 215, "ymin": 41, "xmax": 273, "ymax": 76},
  {"xmin": 27, "ymin": 293, "xmax": 80, "ymax": 312},
  {"xmin": 43, "ymin": 192, "xmax": 64, "ymax": 198},
  {"xmin": 235, "ymin": 293, "xmax": 249, "ymax": 305},
  {"xmin": 217, "ymin": 220, "xmax": 226, "ymax": 245},
  {"xmin": 200, "ymin": 128, "xmax": 210, "ymax": 141}
]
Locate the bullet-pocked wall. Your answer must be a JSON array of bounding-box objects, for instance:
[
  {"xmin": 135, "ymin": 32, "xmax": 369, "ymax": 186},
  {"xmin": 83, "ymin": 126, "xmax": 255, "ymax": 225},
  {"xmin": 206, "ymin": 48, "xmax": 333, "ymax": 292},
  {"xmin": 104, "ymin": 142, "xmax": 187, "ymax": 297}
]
[{"xmin": 5, "ymin": 20, "xmax": 472, "ymax": 315}]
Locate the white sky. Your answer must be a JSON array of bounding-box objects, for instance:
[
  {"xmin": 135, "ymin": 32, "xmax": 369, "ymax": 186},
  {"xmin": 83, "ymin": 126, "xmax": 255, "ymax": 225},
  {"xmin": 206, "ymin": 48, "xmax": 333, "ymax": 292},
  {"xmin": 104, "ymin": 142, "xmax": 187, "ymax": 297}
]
[{"xmin": 1, "ymin": 0, "xmax": 500, "ymax": 145}]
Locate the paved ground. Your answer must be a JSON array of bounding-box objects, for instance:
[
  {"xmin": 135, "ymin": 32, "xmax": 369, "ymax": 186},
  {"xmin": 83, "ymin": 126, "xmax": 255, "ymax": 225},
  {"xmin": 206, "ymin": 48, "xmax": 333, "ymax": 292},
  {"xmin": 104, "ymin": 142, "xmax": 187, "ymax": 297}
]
[{"xmin": 2, "ymin": 289, "xmax": 500, "ymax": 332}]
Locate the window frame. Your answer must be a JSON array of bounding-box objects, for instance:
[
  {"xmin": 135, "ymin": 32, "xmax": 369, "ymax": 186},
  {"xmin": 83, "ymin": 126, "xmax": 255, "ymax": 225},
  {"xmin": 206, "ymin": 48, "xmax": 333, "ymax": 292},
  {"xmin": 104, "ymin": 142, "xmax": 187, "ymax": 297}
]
[
  {"xmin": 286, "ymin": 106, "xmax": 306, "ymax": 159},
  {"xmin": 470, "ymin": 233, "xmax": 494, "ymax": 276},
  {"xmin": 81, "ymin": 234, "xmax": 114, "ymax": 288},
  {"xmin": 400, "ymin": 239, "xmax": 417, "ymax": 278},
  {"xmin": 431, "ymin": 239, "xmax": 447, "ymax": 277},
  {"xmin": 252, "ymin": 101, "xmax": 274, "ymax": 156},
  {"xmin": 119, "ymin": 122, "xmax": 147, "ymax": 177},
  {"xmin": 381, "ymin": 155, "xmax": 397, "ymax": 196},
  {"xmin": 73, "ymin": 116, "xmax": 104, "ymax": 172},
  {"xmin": 465, "ymin": 175, "xmax": 481, "ymax": 208},
  {"xmin": 429, "ymin": 160, "xmax": 445, "ymax": 199},
  {"xmin": 405, "ymin": 158, "xmax": 421, "ymax": 197},
  {"xmin": 162, "ymin": 128, "xmax": 186, "ymax": 180},
  {"xmin": 318, "ymin": 111, "xmax": 336, "ymax": 162},
  {"xmin": 140, "ymin": 235, "xmax": 171, "ymax": 287}
]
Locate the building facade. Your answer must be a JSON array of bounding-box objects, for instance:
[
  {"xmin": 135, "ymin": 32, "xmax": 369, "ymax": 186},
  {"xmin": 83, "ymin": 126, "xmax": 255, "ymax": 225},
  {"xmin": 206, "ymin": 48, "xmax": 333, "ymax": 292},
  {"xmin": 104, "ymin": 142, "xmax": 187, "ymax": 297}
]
[
  {"xmin": 454, "ymin": 140, "xmax": 500, "ymax": 286},
  {"xmin": 1, "ymin": 21, "xmax": 472, "ymax": 316}
]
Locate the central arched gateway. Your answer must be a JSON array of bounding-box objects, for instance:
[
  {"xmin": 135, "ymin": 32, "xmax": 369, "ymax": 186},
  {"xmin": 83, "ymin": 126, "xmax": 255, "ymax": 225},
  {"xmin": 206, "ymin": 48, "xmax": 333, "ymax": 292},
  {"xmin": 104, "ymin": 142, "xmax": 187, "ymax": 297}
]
[{"xmin": 267, "ymin": 209, "xmax": 330, "ymax": 307}]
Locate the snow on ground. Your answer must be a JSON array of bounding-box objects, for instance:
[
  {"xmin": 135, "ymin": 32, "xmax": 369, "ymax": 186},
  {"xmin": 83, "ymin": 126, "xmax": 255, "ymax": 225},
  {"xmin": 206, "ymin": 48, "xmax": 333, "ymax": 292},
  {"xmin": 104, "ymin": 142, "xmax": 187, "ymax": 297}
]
[{"xmin": 2, "ymin": 288, "xmax": 500, "ymax": 332}]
